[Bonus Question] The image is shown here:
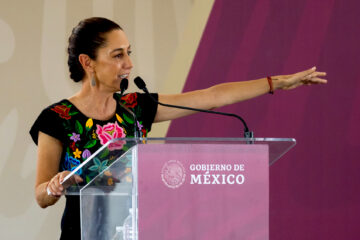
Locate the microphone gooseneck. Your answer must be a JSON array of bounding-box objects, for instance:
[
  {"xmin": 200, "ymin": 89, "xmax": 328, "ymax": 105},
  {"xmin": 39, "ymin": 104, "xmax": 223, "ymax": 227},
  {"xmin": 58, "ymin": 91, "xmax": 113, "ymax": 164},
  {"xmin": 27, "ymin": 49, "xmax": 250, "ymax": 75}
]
[
  {"xmin": 120, "ymin": 78, "xmax": 129, "ymax": 97},
  {"xmin": 134, "ymin": 76, "xmax": 253, "ymax": 139}
]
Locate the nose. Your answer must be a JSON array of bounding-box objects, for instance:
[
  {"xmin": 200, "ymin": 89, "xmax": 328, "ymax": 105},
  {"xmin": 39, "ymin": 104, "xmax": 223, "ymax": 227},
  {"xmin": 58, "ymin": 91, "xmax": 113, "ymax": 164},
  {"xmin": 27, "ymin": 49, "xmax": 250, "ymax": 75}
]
[{"xmin": 124, "ymin": 54, "xmax": 133, "ymax": 70}]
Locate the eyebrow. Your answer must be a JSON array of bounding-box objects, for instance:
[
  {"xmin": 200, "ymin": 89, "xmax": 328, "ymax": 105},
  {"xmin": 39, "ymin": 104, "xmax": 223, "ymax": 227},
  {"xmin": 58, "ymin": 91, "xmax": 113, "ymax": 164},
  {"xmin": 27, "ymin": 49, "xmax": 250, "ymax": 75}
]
[{"xmin": 110, "ymin": 45, "xmax": 131, "ymax": 54}]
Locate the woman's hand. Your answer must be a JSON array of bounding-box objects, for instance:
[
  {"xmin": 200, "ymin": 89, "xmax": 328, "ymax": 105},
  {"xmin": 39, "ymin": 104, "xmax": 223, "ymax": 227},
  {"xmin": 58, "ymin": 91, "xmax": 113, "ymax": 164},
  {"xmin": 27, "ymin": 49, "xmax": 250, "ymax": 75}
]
[
  {"xmin": 46, "ymin": 171, "xmax": 83, "ymax": 197},
  {"xmin": 274, "ymin": 67, "xmax": 327, "ymax": 90}
]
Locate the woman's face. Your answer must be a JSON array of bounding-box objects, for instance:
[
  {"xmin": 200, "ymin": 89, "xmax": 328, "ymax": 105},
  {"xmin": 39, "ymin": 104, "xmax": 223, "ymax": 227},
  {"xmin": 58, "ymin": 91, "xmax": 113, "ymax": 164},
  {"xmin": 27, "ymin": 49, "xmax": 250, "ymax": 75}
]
[{"xmin": 92, "ymin": 29, "xmax": 133, "ymax": 91}]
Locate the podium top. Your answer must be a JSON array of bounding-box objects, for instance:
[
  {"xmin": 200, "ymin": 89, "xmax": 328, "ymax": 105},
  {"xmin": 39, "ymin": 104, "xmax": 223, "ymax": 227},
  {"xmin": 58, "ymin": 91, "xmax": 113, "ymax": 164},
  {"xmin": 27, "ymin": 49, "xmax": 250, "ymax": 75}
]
[{"xmin": 61, "ymin": 137, "xmax": 295, "ymax": 195}]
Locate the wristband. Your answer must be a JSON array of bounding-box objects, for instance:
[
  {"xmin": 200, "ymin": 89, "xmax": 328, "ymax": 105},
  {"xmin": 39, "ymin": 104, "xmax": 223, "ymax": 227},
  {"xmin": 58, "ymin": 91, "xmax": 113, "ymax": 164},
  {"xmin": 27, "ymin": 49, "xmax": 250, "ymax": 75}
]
[{"xmin": 267, "ymin": 76, "xmax": 274, "ymax": 94}]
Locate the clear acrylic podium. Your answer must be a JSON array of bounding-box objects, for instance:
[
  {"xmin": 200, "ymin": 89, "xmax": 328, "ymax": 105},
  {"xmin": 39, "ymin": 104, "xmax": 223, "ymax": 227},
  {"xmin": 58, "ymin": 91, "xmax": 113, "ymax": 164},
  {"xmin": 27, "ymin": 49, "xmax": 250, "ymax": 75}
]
[{"xmin": 62, "ymin": 137, "xmax": 295, "ymax": 240}]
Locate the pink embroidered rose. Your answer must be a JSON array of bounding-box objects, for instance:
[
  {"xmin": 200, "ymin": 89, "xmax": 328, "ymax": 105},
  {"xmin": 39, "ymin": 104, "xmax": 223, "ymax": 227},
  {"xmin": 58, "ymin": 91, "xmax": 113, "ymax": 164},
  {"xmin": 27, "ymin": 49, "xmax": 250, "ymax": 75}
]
[{"xmin": 96, "ymin": 122, "xmax": 126, "ymax": 150}]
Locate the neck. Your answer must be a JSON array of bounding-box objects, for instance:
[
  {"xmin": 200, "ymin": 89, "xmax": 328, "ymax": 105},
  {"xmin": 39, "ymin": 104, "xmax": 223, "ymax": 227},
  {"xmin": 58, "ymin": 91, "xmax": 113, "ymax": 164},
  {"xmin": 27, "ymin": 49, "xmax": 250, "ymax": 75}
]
[{"xmin": 69, "ymin": 78, "xmax": 118, "ymax": 120}]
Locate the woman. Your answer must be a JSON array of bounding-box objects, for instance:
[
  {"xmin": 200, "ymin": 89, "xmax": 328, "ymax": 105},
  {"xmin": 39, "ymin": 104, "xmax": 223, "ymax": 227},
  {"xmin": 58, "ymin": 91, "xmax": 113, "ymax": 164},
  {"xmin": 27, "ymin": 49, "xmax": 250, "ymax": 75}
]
[{"xmin": 30, "ymin": 17, "xmax": 326, "ymax": 239}]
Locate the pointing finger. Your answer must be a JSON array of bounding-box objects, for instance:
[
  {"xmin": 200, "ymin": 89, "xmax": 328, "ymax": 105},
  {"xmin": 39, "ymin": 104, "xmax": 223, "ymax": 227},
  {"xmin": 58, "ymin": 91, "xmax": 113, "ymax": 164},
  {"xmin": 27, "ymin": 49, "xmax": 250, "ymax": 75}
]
[{"xmin": 299, "ymin": 66, "xmax": 317, "ymax": 78}]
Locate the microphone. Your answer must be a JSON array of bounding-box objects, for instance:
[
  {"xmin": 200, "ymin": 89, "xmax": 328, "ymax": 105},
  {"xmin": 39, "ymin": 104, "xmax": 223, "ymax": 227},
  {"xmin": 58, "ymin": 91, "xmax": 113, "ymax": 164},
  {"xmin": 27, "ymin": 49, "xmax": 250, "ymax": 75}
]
[
  {"xmin": 114, "ymin": 78, "xmax": 141, "ymax": 138},
  {"xmin": 120, "ymin": 78, "xmax": 129, "ymax": 97},
  {"xmin": 134, "ymin": 76, "xmax": 254, "ymax": 138}
]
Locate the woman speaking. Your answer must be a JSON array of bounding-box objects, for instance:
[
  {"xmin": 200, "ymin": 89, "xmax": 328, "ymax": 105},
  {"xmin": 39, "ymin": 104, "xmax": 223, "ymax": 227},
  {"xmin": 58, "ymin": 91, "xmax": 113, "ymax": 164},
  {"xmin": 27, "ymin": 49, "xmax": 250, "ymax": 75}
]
[{"xmin": 29, "ymin": 17, "xmax": 326, "ymax": 239}]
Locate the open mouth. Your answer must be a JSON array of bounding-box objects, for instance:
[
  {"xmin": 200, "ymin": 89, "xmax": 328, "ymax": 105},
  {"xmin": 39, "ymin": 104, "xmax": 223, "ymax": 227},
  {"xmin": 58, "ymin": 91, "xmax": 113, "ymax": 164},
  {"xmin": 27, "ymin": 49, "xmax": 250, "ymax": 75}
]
[{"xmin": 118, "ymin": 74, "xmax": 129, "ymax": 79}]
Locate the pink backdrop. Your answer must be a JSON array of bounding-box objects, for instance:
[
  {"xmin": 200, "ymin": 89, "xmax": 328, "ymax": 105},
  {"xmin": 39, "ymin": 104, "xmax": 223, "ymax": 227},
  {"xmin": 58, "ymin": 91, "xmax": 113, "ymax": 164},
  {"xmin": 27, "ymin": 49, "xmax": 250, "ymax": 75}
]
[{"xmin": 167, "ymin": 0, "xmax": 360, "ymax": 239}]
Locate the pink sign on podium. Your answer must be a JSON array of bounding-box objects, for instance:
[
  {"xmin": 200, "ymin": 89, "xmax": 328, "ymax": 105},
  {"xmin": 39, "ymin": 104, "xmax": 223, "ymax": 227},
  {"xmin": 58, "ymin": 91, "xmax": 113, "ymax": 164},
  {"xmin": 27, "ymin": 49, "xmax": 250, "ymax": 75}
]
[{"xmin": 138, "ymin": 144, "xmax": 269, "ymax": 240}]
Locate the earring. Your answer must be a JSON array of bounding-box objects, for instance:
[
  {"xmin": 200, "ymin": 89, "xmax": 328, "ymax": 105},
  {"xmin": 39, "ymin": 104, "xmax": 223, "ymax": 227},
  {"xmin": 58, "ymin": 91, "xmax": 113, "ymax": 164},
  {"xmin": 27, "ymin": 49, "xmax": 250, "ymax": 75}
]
[{"xmin": 91, "ymin": 75, "xmax": 96, "ymax": 86}]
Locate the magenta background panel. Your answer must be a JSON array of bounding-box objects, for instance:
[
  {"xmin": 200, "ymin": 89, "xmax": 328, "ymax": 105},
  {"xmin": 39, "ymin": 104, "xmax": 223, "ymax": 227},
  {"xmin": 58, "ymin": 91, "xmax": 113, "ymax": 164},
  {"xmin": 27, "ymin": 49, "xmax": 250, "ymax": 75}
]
[
  {"xmin": 138, "ymin": 144, "xmax": 269, "ymax": 240},
  {"xmin": 167, "ymin": 0, "xmax": 360, "ymax": 239}
]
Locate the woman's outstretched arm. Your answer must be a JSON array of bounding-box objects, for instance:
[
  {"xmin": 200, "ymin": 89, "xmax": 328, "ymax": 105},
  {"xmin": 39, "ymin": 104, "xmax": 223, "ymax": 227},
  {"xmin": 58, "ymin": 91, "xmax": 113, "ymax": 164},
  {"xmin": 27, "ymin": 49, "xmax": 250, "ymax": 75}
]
[{"xmin": 154, "ymin": 67, "xmax": 326, "ymax": 122}]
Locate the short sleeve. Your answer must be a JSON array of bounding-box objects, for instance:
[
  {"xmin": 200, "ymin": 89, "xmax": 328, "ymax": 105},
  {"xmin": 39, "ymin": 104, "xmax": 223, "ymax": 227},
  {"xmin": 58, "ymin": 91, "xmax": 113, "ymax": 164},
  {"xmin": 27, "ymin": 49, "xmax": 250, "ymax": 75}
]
[
  {"xmin": 135, "ymin": 93, "xmax": 158, "ymax": 132},
  {"xmin": 29, "ymin": 106, "xmax": 66, "ymax": 145}
]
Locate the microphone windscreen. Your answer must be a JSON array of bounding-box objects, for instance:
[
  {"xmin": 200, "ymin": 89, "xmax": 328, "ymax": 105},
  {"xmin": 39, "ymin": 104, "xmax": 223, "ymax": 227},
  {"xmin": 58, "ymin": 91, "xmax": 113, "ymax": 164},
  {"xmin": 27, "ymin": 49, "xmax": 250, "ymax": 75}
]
[
  {"xmin": 134, "ymin": 76, "xmax": 146, "ymax": 90},
  {"xmin": 120, "ymin": 78, "xmax": 128, "ymax": 91}
]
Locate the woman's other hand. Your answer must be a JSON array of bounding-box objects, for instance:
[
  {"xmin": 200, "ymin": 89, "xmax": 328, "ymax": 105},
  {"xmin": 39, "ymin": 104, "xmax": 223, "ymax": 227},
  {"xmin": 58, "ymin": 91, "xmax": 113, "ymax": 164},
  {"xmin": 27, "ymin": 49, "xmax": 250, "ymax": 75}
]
[{"xmin": 274, "ymin": 67, "xmax": 327, "ymax": 90}]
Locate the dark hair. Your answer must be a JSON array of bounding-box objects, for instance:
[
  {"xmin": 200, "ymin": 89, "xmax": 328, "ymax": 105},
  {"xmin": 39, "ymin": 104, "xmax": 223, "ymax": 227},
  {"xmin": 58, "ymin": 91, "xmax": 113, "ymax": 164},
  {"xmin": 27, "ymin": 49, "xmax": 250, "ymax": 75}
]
[{"xmin": 67, "ymin": 17, "xmax": 122, "ymax": 82}]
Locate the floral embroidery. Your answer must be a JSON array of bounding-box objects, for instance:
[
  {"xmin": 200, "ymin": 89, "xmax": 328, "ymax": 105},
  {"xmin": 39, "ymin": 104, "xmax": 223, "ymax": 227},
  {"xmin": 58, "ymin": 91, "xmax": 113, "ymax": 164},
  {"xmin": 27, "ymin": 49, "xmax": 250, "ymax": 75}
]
[
  {"xmin": 86, "ymin": 118, "xmax": 93, "ymax": 129},
  {"xmin": 126, "ymin": 176, "xmax": 132, "ymax": 183},
  {"xmin": 44, "ymin": 95, "xmax": 154, "ymax": 184},
  {"xmin": 70, "ymin": 142, "xmax": 76, "ymax": 151},
  {"xmin": 82, "ymin": 149, "xmax": 91, "ymax": 160},
  {"xmin": 141, "ymin": 128, "xmax": 147, "ymax": 137},
  {"xmin": 92, "ymin": 130, "xmax": 97, "ymax": 139},
  {"xmin": 121, "ymin": 93, "xmax": 138, "ymax": 108},
  {"xmin": 83, "ymin": 139, "xmax": 97, "ymax": 149},
  {"xmin": 96, "ymin": 122, "xmax": 126, "ymax": 150},
  {"xmin": 116, "ymin": 113, "xmax": 124, "ymax": 123},
  {"xmin": 73, "ymin": 148, "xmax": 82, "ymax": 158},
  {"xmin": 70, "ymin": 132, "xmax": 81, "ymax": 142},
  {"xmin": 75, "ymin": 120, "xmax": 83, "ymax": 134},
  {"xmin": 63, "ymin": 152, "xmax": 82, "ymax": 175},
  {"xmin": 122, "ymin": 113, "xmax": 134, "ymax": 124},
  {"xmin": 137, "ymin": 121, "xmax": 143, "ymax": 130},
  {"xmin": 51, "ymin": 104, "xmax": 71, "ymax": 120},
  {"xmin": 88, "ymin": 158, "xmax": 108, "ymax": 173},
  {"xmin": 107, "ymin": 178, "xmax": 114, "ymax": 186}
]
